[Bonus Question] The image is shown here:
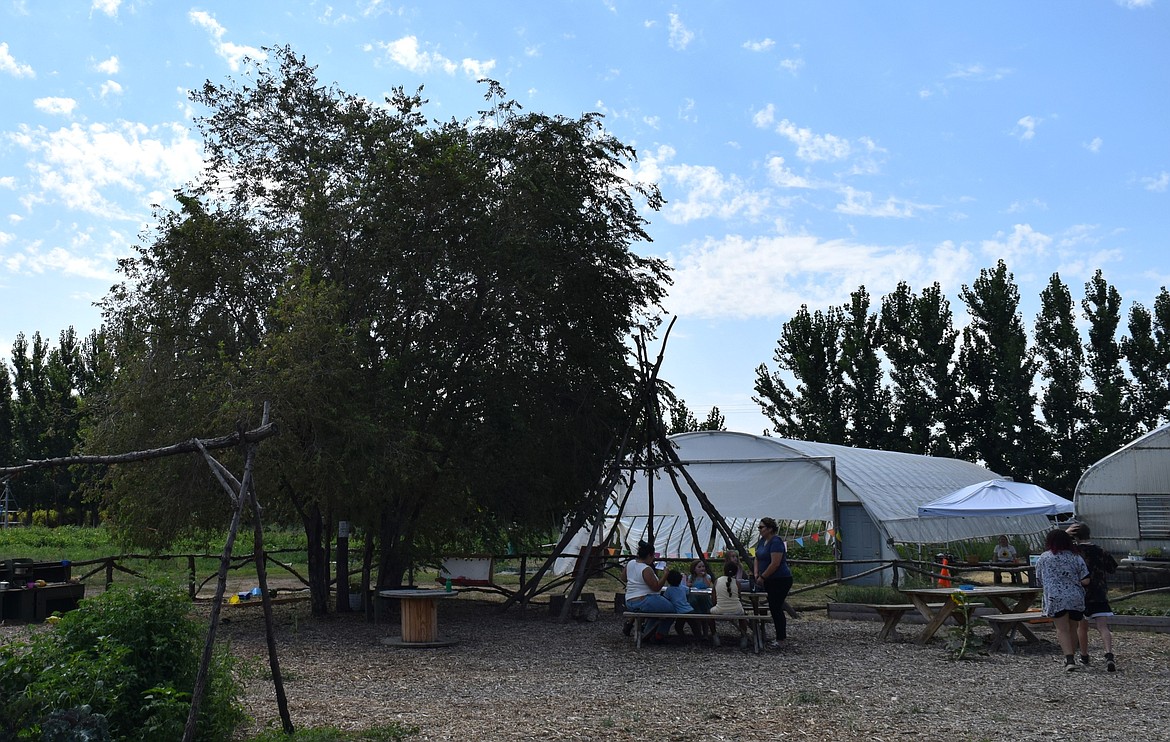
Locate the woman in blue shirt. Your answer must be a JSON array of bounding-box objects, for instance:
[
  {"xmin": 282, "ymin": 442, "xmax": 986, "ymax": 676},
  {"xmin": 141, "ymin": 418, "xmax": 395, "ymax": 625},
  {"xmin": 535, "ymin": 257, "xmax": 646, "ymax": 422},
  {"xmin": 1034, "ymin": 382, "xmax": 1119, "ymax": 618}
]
[{"xmin": 753, "ymin": 517, "xmax": 793, "ymax": 649}]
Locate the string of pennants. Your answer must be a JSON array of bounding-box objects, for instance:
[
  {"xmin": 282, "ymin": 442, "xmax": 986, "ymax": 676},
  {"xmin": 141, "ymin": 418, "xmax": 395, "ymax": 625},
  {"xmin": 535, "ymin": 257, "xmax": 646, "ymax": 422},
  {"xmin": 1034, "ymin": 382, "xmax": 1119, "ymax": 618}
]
[{"xmin": 673, "ymin": 527, "xmax": 839, "ymax": 560}]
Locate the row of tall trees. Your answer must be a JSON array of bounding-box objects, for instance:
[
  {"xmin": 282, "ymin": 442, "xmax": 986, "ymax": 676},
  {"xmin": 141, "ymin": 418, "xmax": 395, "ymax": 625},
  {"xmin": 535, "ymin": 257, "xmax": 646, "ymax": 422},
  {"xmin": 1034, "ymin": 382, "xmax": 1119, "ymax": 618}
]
[
  {"xmin": 753, "ymin": 260, "xmax": 1170, "ymax": 495},
  {"xmin": 69, "ymin": 47, "xmax": 669, "ymax": 612},
  {"xmin": 0, "ymin": 329, "xmax": 112, "ymax": 523}
]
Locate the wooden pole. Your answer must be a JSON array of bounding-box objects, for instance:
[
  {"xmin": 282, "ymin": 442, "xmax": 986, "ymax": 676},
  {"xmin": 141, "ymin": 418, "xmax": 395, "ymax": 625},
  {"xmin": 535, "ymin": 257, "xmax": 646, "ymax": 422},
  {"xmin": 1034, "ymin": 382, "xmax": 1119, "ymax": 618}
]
[{"xmin": 182, "ymin": 438, "xmax": 255, "ymax": 742}]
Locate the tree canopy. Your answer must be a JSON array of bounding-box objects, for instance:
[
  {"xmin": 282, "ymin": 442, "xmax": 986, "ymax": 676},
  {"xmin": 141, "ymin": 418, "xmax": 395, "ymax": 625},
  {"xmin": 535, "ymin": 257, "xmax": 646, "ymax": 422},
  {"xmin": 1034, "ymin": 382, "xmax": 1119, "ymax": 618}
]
[
  {"xmin": 85, "ymin": 46, "xmax": 669, "ymax": 610},
  {"xmin": 754, "ymin": 260, "xmax": 1170, "ymax": 495}
]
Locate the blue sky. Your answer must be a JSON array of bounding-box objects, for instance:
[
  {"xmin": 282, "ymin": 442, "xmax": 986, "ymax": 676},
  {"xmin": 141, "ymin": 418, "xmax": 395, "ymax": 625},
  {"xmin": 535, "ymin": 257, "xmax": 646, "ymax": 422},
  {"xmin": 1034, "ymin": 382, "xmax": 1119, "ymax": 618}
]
[{"xmin": 2, "ymin": 0, "xmax": 1168, "ymax": 433}]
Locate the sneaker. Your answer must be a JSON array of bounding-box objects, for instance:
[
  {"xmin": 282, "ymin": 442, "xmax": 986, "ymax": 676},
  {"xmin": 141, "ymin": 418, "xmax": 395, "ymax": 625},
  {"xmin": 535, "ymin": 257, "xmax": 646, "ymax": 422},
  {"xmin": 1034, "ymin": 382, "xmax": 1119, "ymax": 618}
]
[
  {"xmin": 766, "ymin": 639, "xmax": 783, "ymax": 650},
  {"xmin": 1079, "ymin": 654, "xmax": 1091, "ymax": 666},
  {"xmin": 1106, "ymin": 653, "xmax": 1116, "ymax": 672},
  {"xmin": 1064, "ymin": 661, "xmax": 1079, "ymax": 672},
  {"xmin": 622, "ymin": 620, "xmax": 634, "ymax": 637}
]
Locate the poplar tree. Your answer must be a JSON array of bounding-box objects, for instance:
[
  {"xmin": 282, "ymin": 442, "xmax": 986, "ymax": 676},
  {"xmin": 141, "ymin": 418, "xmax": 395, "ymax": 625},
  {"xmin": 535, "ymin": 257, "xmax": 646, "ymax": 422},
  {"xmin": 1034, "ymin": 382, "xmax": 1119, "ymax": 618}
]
[
  {"xmin": 1122, "ymin": 287, "xmax": 1170, "ymax": 431},
  {"xmin": 1081, "ymin": 269, "xmax": 1136, "ymax": 465},
  {"xmin": 753, "ymin": 305, "xmax": 846, "ymax": 443},
  {"xmin": 840, "ymin": 287, "xmax": 892, "ymax": 448},
  {"xmin": 954, "ymin": 261, "xmax": 1040, "ymax": 479},
  {"xmin": 1034, "ymin": 273, "xmax": 1086, "ymax": 495}
]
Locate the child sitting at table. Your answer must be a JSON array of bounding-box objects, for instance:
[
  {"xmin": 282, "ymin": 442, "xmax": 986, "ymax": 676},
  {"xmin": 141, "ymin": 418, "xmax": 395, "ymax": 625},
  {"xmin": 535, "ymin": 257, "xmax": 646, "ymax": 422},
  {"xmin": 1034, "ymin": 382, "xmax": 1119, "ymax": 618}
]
[
  {"xmin": 686, "ymin": 559, "xmax": 714, "ymax": 624},
  {"xmin": 663, "ymin": 569, "xmax": 702, "ymax": 638},
  {"xmin": 709, "ymin": 560, "xmax": 750, "ymax": 649}
]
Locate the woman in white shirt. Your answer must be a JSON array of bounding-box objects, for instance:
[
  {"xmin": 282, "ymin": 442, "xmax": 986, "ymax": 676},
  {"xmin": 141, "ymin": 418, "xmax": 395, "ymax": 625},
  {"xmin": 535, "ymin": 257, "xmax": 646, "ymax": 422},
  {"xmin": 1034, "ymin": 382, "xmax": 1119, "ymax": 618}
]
[{"xmin": 624, "ymin": 541, "xmax": 675, "ymax": 642}]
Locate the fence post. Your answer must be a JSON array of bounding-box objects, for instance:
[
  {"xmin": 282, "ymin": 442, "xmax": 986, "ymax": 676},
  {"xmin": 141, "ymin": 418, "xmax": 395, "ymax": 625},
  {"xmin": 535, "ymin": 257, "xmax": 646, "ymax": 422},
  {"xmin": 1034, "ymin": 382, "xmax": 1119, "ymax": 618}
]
[
  {"xmin": 105, "ymin": 558, "xmax": 114, "ymax": 589},
  {"xmin": 188, "ymin": 555, "xmax": 197, "ymax": 599}
]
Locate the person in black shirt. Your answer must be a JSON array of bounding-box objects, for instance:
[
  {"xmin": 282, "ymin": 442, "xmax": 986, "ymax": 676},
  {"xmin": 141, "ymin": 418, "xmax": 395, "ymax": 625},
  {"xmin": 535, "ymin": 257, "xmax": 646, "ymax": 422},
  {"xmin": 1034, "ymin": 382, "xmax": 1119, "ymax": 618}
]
[{"xmin": 1067, "ymin": 523, "xmax": 1118, "ymax": 671}]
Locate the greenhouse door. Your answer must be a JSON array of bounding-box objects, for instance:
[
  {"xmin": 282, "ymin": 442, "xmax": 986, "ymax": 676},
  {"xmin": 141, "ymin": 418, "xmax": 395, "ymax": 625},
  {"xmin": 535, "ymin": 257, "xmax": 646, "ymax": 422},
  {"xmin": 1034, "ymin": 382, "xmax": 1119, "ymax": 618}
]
[{"xmin": 839, "ymin": 504, "xmax": 883, "ymax": 586}]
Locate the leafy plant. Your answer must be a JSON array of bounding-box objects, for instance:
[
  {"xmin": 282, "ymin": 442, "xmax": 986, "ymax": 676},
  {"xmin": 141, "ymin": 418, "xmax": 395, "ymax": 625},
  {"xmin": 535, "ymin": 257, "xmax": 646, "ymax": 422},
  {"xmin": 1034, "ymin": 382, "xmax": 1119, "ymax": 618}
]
[
  {"xmin": 39, "ymin": 705, "xmax": 110, "ymax": 742},
  {"xmin": 0, "ymin": 583, "xmax": 244, "ymax": 740},
  {"xmin": 942, "ymin": 590, "xmax": 984, "ymax": 660}
]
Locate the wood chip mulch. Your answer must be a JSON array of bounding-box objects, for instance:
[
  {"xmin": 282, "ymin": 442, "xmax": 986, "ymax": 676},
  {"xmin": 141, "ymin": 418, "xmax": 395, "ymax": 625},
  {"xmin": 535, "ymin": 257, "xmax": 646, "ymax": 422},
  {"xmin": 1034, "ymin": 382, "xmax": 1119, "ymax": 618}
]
[{"xmin": 214, "ymin": 596, "xmax": 1170, "ymax": 742}]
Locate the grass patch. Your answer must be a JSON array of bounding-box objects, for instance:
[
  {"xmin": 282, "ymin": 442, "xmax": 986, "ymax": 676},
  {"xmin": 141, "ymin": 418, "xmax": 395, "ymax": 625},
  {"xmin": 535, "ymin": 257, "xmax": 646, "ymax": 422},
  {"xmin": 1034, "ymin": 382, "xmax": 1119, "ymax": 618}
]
[{"xmin": 245, "ymin": 723, "xmax": 418, "ymax": 741}]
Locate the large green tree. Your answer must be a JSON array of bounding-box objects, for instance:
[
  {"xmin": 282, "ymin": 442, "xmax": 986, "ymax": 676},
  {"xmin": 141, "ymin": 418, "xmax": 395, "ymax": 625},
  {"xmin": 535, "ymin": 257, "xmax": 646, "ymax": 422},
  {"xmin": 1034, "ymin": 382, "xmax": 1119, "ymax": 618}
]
[
  {"xmin": 1033, "ymin": 273, "xmax": 1087, "ymax": 495},
  {"xmin": 1122, "ymin": 286, "xmax": 1170, "ymax": 430},
  {"xmin": 1081, "ymin": 270, "xmax": 1136, "ymax": 465},
  {"xmin": 753, "ymin": 304, "xmax": 846, "ymax": 443},
  {"xmin": 878, "ymin": 281, "xmax": 959, "ymax": 456},
  {"xmin": 953, "ymin": 261, "xmax": 1040, "ymax": 479},
  {"xmin": 90, "ymin": 47, "xmax": 668, "ymax": 611},
  {"xmin": 839, "ymin": 287, "xmax": 892, "ymax": 448}
]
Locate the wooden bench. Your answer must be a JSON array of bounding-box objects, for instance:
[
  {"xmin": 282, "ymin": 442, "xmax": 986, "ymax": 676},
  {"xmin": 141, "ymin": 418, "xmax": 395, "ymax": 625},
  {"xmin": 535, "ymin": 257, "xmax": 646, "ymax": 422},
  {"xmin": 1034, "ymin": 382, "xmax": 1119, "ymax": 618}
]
[
  {"xmin": 984, "ymin": 612, "xmax": 1053, "ymax": 653},
  {"xmin": 623, "ymin": 612, "xmax": 773, "ymax": 653},
  {"xmin": 864, "ymin": 603, "xmax": 946, "ymax": 641}
]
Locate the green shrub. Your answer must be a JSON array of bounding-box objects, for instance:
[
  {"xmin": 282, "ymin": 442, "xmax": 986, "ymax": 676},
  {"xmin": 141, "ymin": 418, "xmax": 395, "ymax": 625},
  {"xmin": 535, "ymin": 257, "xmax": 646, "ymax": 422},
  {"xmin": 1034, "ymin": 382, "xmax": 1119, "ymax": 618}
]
[{"xmin": 0, "ymin": 583, "xmax": 244, "ymax": 740}]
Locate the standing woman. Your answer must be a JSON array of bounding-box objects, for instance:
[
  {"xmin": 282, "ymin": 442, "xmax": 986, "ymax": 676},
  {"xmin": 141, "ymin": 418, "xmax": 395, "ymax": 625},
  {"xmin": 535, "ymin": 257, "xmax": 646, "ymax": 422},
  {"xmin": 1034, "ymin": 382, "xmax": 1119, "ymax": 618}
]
[
  {"xmin": 623, "ymin": 540, "xmax": 675, "ymax": 643},
  {"xmin": 753, "ymin": 517, "xmax": 793, "ymax": 649},
  {"xmin": 1035, "ymin": 528, "xmax": 1089, "ymax": 672}
]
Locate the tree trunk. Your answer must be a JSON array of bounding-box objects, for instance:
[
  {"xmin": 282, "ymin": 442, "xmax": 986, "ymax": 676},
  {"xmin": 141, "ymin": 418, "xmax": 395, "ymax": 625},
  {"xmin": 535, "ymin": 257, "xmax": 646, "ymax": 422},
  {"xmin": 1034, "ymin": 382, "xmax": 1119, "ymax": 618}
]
[
  {"xmin": 376, "ymin": 512, "xmax": 412, "ymax": 588},
  {"xmin": 303, "ymin": 505, "xmax": 330, "ymax": 615}
]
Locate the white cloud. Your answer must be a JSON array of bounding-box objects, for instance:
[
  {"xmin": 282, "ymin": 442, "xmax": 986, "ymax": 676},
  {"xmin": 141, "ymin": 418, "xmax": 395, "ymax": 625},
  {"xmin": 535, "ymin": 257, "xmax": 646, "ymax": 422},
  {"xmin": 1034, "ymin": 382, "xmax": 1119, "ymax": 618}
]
[
  {"xmin": 980, "ymin": 223, "xmax": 1052, "ymax": 264},
  {"xmin": 375, "ymin": 36, "xmax": 457, "ymax": 74},
  {"xmin": 752, "ymin": 104, "xmax": 775, "ymax": 129},
  {"xmin": 1013, "ymin": 115, "xmax": 1039, "ymax": 141},
  {"xmin": 34, "ymin": 97, "xmax": 78, "ymax": 116},
  {"xmin": 742, "ymin": 38, "xmax": 774, "ymax": 52},
  {"xmin": 1141, "ymin": 171, "xmax": 1169, "ymax": 192},
  {"xmin": 0, "ymin": 231, "xmax": 12, "ymax": 247},
  {"xmin": 0, "ymin": 176, "xmax": 15, "ymax": 189},
  {"xmin": 461, "ymin": 57, "xmax": 496, "ymax": 79},
  {"xmin": 946, "ymin": 63, "xmax": 1010, "ymax": 82},
  {"xmin": 1005, "ymin": 198, "xmax": 1048, "ymax": 214},
  {"xmin": 94, "ymin": 56, "xmax": 120, "ymax": 75},
  {"xmin": 772, "ymin": 118, "xmax": 851, "ymax": 162},
  {"xmin": 101, "ymin": 80, "xmax": 124, "ymax": 98},
  {"xmin": 360, "ymin": 0, "xmax": 398, "ymax": 16},
  {"xmin": 643, "ymin": 115, "xmax": 660, "ymax": 129},
  {"xmin": 189, "ymin": 10, "xmax": 266, "ymax": 71},
  {"xmin": 667, "ymin": 13, "xmax": 694, "ymax": 51},
  {"xmin": 779, "ymin": 58, "xmax": 804, "ymax": 74},
  {"xmin": 8, "ymin": 120, "xmax": 204, "ymax": 219},
  {"xmin": 0, "ymin": 42, "xmax": 35, "ymax": 78},
  {"xmin": 765, "ymin": 156, "xmax": 811, "ymax": 189},
  {"xmin": 4, "ymin": 240, "xmax": 118, "ymax": 280},
  {"xmin": 665, "ymin": 233, "xmax": 967, "ymax": 320},
  {"xmin": 835, "ymin": 187, "xmax": 928, "ymax": 218},
  {"xmin": 1084, "ymin": 137, "xmax": 1102, "ymax": 153},
  {"xmin": 91, "ymin": 0, "xmax": 120, "ymax": 18},
  {"xmin": 1116, "ymin": 0, "xmax": 1153, "ymax": 7},
  {"xmin": 634, "ymin": 145, "xmax": 770, "ymax": 225}
]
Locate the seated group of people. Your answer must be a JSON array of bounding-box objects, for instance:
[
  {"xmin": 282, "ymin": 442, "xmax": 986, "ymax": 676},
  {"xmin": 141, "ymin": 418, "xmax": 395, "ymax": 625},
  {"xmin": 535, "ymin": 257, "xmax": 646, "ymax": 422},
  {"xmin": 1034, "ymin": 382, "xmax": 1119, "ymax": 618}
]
[{"xmin": 623, "ymin": 541, "xmax": 752, "ymax": 647}]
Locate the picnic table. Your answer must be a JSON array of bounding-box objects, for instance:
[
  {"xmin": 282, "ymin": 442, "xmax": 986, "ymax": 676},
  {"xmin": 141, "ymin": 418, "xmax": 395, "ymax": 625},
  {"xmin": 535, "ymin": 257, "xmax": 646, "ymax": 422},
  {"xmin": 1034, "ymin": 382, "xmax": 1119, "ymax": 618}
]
[{"xmin": 898, "ymin": 585, "xmax": 1042, "ymax": 644}]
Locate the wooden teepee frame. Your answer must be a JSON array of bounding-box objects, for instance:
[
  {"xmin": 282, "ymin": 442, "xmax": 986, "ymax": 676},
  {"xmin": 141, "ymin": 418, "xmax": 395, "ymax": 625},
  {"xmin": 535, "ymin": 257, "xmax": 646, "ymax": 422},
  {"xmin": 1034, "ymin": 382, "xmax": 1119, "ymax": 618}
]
[
  {"xmin": 0, "ymin": 404, "xmax": 294, "ymax": 740},
  {"xmin": 507, "ymin": 319, "xmax": 760, "ymax": 619}
]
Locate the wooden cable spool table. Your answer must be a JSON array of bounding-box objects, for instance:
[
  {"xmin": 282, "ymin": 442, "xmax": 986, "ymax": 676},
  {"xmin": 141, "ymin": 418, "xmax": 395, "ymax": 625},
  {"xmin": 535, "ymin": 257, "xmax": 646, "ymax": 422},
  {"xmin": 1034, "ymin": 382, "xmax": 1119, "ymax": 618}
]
[{"xmin": 378, "ymin": 589, "xmax": 458, "ymax": 648}]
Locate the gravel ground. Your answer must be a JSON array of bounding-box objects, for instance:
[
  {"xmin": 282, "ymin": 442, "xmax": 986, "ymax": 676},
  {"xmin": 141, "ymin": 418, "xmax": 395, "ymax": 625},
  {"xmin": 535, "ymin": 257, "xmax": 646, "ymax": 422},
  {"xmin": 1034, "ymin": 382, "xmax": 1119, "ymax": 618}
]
[{"xmin": 218, "ymin": 596, "xmax": 1170, "ymax": 742}]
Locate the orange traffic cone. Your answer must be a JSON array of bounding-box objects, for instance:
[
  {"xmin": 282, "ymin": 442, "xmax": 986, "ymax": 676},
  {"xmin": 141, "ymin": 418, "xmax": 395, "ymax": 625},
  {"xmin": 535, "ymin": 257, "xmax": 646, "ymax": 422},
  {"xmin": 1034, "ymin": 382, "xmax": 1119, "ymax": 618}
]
[{"xmin": 938, "ymin": 557, "xmax": 952, "ymax": 588}]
